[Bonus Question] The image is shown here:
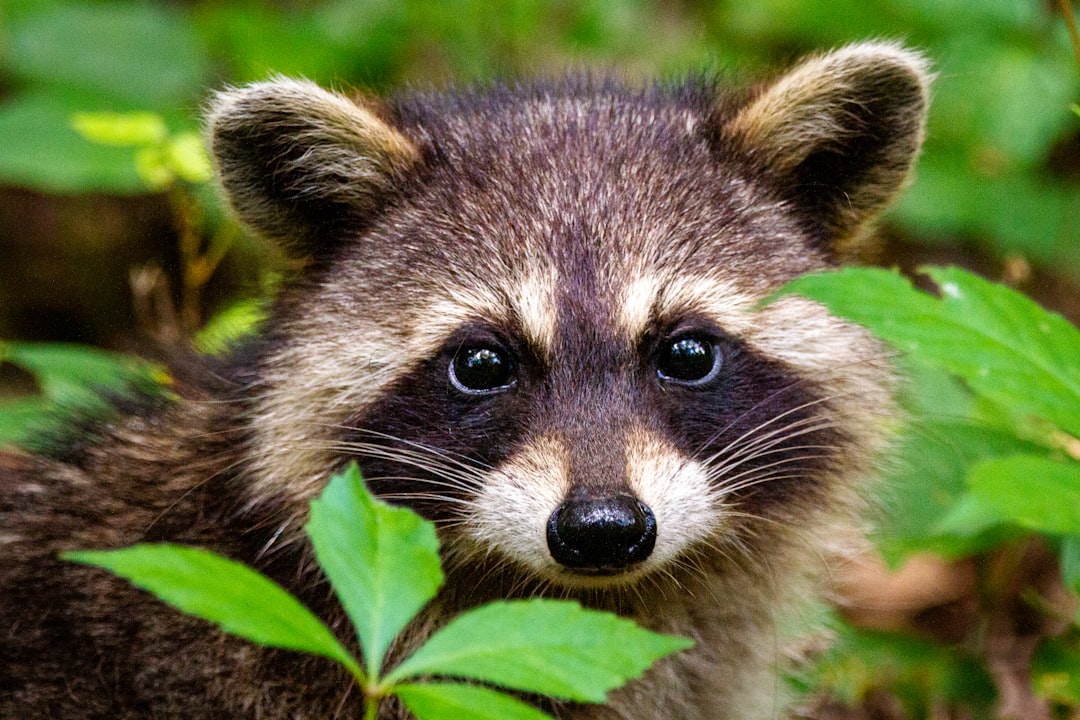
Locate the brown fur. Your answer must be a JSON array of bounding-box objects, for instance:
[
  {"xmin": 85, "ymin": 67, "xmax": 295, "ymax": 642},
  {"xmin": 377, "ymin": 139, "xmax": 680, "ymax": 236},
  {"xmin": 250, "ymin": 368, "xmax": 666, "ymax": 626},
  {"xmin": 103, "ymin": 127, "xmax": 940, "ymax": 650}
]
[{"xmin": 1, "ymin": 43, "xmax": 930, "ymax": 719}]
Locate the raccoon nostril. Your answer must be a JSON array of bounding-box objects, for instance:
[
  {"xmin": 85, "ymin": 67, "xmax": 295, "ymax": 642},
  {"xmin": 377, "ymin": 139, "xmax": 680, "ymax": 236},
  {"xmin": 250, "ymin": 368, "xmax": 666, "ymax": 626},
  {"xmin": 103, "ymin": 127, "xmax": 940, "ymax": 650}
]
[{"xmin": 546, "ymin": 494, "xmax": 656, "ymax": 572}]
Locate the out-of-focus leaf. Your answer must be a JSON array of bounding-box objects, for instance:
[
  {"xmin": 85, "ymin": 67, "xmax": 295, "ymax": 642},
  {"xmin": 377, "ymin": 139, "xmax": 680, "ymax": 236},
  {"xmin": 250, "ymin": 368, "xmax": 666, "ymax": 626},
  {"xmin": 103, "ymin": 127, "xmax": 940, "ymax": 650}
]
[
  {"xmin": 0, "ymin": 342, "xmax": 168, "ymax": 409},
  {"xmin": 0, "ymin": 92, "xmax": 145, "ymax": 193},
  {"xmin": 1062, "ymin": 536, "xmax": 1080, "ymax": 597},
  {"xmin": 896, "ymin": 153, "xmax": 1080, "ymax": 272},
  {"xmin": 166, "ymin": 132, "xmax": 213, "ymax": 184},
  {"xmin": 1033, "ymin": 637, "xmax": 1080, "ymax": 705},
  {"xmin": 70, "ymin": 111, "xmax": 167, "ymax": 147},
  {"xmin": 7, "ymin": 2, "xmax": 210, "ymax": 107},
  {"xmin": 943, "ymin": 456, "xmax": 1080, "ymax": 536},
  {"xmin": 0, "ymin": 396, "xmax": 52, "ymax": 447},
  {"xmin": 795, "ymin": 618, "xmax": 995, "ymax": 715},
  {"xmin": 193, "ymin": 1, "xmax": 358, "ymax": 84},
  {"xmin": 195, "ymin": 299, "xmax": 267, "ymax": 356}
]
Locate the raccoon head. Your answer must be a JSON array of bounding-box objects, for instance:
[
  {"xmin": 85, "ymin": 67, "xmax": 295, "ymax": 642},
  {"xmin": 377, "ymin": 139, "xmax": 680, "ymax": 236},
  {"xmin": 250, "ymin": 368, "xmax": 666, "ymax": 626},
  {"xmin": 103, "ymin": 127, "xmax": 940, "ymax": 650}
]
[{"xmin": 209, "ymin": 43, "xmax": 929, "ymax": 594}]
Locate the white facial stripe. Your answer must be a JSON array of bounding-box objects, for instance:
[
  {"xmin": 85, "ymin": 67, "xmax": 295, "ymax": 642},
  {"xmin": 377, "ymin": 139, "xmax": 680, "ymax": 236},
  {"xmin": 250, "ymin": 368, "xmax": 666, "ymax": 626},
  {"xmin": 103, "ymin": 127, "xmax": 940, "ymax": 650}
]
[
  {"xmin": 625, "ymin": 428, "xmax": 719, "ymax": 567},
  {"xmin": 469, "ymin": 435, "xmax": 570, "ymax": 570},
  {"xmin": 617, "ymin": 273, "xmax": 760, "ymax": 341},
  {"xmin": 619, "ymin": 273, "xmax": 885, "ymax": 380},
  {"xmin": 509, "ymin": 269, "xmax": 558, "ymax": 356},
  {"xmin": 409, "ymin": 270, "xmax": 557, "ymax": 358}
]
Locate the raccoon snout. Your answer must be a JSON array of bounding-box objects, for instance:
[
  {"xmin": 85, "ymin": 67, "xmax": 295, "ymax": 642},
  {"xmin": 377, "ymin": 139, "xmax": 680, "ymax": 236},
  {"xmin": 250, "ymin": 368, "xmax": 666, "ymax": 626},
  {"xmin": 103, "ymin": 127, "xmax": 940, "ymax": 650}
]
[{"xmin": 546, "ymin": 494, "xmax": 657, "ymax": 573}]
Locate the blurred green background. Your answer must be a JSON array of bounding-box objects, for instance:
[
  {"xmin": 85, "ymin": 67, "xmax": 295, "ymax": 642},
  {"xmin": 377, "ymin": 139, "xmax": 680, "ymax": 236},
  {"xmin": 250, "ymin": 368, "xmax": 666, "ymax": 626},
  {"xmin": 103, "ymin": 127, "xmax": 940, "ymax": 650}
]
[{"xmin": 0, "ymin": 0, "xmax": 1078, "ymax": 352}]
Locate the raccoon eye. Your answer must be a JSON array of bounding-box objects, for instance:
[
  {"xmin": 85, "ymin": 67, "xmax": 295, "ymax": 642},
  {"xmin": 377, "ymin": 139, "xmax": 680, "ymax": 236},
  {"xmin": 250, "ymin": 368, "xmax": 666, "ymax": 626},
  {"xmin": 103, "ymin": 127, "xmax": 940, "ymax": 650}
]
[
  {"xmin": 449, "ymin": 345, "xmax": 515, "ymax": 394},
  {"xmin": 656, "ymin": 335, "xmax": 721, "ymax": 385}
]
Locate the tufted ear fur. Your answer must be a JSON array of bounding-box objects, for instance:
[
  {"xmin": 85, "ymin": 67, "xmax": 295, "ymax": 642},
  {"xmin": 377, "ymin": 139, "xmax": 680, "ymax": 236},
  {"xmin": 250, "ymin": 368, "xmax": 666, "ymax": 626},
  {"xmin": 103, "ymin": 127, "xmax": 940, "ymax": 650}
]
[
  {"xmin": 725, "ymin": 42, "xmax": 931, "ymax": 254},
  {"xmin": 207, "ymin": 77, "xmax": 421, "ymax": 255}
]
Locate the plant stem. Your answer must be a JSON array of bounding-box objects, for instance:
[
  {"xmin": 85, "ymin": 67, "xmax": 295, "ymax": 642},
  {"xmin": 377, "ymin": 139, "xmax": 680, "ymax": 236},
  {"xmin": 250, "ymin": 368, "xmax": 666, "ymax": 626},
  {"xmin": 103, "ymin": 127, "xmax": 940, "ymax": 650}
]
[
  {"xmin": 1060, "ymin": 0, "xmax": 1080, "ymax": 77},
  {"xmin": 364, "ymin": 696, "xmax": 380, "ymax": 720}
]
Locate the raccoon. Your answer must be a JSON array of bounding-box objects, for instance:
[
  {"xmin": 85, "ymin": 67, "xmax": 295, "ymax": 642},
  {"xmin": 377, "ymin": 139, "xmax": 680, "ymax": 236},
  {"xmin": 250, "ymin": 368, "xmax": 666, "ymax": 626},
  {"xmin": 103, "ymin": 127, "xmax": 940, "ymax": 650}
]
[{"xmin": 0, "ymin": 42, "xmax": 929, "ymax": 719}]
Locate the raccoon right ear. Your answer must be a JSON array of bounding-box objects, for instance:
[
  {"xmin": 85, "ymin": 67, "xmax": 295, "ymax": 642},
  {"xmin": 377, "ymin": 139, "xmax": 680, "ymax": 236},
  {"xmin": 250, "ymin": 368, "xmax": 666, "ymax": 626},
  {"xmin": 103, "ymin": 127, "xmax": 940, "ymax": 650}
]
[
  {"xmin": 724, "ymin": 42, "xmax": 931, "ymax": 253},
  {"xmin": 207, "ymin": 78, "xmax": 421, "ymax": 254}
]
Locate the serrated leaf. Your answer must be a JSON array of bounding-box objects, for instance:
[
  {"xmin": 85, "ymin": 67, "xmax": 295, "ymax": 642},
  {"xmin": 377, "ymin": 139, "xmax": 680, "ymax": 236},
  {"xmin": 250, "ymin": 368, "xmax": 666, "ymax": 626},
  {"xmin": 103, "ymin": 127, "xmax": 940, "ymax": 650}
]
[
  {"xmin": 960, "ymin": 455, "xmax": 1080, "ymax": 535},
  {"xmin": 396, "ymin": 683, "xmax": 554, "ymax": 720},
  {"xmin": 305, "ymin": 463, "xmax": 443, "ymax": 678},
  {"xmin": 385, "ymin": 599, "xmax": 692, "ymax": 702},
  {"xmin": 63, "ymin": 545, "xmax": 361, "ymax": 677},
  {"xmin": 780, "ymin": 266, "xmax": 1080, "ymax": 438}
]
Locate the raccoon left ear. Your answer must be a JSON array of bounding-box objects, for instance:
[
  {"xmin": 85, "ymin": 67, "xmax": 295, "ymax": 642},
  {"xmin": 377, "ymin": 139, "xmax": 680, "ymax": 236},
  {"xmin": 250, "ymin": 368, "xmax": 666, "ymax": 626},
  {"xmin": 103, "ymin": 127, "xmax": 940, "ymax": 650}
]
[
  {"xmin": 724, "ymin": 42, "xmax": 931, "ymax": 253},
  {"xmin": 208, "ymin": 77, "xmax": 421, "ymax": 256}
]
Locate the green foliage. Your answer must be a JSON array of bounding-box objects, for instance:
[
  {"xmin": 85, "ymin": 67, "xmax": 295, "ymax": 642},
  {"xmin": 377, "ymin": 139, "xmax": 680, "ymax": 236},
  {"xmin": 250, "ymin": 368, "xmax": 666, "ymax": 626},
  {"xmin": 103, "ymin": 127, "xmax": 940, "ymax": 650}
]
[
  {"xmin": 2, "ymin": 0, "xmax": 1077, "ymax": 271},
  {"xmin": 65, "ymin": 463, "xmax": 691, "ymax": 719},
  {"xmin": 0, "ymin": 341, "xmax": 168, "ymax": 446},
  {"xmin": 72, "ymin": 110, "xmax": 213, "ymax": 190},
  {"xmin": 65, "ymin": 544, "xmax": 364, "ymax": 680},
  {"xmin": 385, "ymin": 600, "xmax": 686, "ymax": 702},
  {"xmin": 781, "ymin": 265, "xmax": 1080, "ymax": 713},
  {"xmin": 306, "ymin": 464, "xmax": 445, "ymax": 677}
]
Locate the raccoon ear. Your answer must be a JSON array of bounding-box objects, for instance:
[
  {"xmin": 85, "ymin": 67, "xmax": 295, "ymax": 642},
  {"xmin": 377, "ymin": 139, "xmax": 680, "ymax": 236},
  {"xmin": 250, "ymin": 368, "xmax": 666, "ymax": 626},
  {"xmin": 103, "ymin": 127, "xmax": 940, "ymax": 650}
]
[
  {"xmin": 207, "ymin": 77, "xmax": 421, "ymax": 254},
  {"xmin": 724, "ymin": 42, "xmax": 931, "ymax": 253}
]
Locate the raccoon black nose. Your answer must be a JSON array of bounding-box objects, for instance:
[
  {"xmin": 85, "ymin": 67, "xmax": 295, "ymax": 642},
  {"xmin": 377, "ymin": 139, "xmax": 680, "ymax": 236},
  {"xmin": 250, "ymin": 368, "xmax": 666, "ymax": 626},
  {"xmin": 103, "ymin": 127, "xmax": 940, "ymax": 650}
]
[{"xmin": 546, "ymin": 494, "xmax": 656, "ymax": 572}]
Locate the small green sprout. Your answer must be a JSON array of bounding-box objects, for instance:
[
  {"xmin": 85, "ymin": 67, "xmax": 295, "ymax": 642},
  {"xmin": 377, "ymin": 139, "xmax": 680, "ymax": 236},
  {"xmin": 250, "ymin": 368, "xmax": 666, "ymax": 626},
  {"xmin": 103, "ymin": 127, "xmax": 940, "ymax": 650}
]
[{"xmin": 65, "ymin": 463, "xmax": 692, "ymax": 720}]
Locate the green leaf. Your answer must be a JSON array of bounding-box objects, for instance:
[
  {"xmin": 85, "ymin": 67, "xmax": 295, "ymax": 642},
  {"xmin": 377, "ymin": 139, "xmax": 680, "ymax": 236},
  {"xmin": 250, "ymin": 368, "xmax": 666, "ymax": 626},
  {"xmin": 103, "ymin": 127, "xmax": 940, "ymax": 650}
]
[
  {"xmin": 8, "ymin": 3, "xmax": 210, "ymax": 107},
  {"xmin": 386, "ymin": 599, "xmax": 692, "ymax": 702},
  {"xmin": 305, "ymin": 463, "xmax": 443, "ymax": 678},
  {"xmin": 779, "ymin": 266, "xmax": 1080, "ymax": 438},
  {"xmin": 166, "ymin": 132, "xmax": 214, "ymax": 184},
  {"xmin": 70, "ymin": 112, "xmax": 167, "ymax": 146},
  {"xmin": 63, "ymin": 544, "xmax": 361, "ymax": 678},
  {"xmin": 0, "ymin": 92, "xmax": 145, "ymax": 193},
  {"xmin": 194, "ymin": 299, "xmax": 267, "ymax": 355},
  {"xmin": 956, "ymin": 455, "xmax": 1080, "ymax": 535},
  {"xmin": 396, "ymin": 683, "xmax": 554, "ymax": 720},
  {"xmin": 0, "ymin": 342, "xmax": 167, "ymax": 407}
]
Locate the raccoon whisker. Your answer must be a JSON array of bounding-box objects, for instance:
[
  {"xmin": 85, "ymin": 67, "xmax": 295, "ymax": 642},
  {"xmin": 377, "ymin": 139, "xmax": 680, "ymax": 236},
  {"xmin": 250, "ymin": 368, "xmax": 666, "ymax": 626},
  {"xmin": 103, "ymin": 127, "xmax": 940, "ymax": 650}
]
[
  {"xmin": 374, "ymin": 490, "xmax": 478, "ymax": 509},
  {"xmin": 700, "ymin": 401, "xmax": 841, "ymax": 468},
  {"xmin": 328, "ymin": 424, "xmax": 495, "ymax": 472},
  {"xmin": 321, "ymin": 438, "xmax": 488, "ymax": 478},
  {"xmin": 702, "ymin": 419, "xmax": 840, "ymax": 479},
  {"xmin": 708, "ymin": 447, "xmax": 838, "ymax": 491},
  {"xmin": 254, "ymin": 521, "xmax": 291, "ymax": 563},
  {"xmin": 691, "ymin": 381, "xmax": 841, "ymax": 460},
  {"xmin": 720, "ymin": 470, "xmax": 820, "ymax": 498},
  {"xmin": 318, "ymin": 443, "xmax": 487, "ymax": 492},
  {"xmin": 703, "ymin": 424, "xmax": 839, "ymax": 477}
]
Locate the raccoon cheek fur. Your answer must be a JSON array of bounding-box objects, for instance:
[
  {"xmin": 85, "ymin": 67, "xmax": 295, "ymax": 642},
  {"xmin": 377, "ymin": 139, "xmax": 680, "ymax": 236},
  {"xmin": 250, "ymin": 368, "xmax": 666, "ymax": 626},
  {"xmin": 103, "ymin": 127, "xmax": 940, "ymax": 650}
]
[{"xmin": 0, "ymin": 41, "xmax": 929, "ymax": 720}]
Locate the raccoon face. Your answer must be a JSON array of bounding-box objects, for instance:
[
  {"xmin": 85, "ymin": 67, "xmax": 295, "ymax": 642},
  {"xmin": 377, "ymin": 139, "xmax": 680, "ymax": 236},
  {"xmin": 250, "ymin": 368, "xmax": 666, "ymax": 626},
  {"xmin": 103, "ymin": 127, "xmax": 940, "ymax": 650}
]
[{"xmin": 210, "ymin": 43, "xmax": 929, "ymax": 591}]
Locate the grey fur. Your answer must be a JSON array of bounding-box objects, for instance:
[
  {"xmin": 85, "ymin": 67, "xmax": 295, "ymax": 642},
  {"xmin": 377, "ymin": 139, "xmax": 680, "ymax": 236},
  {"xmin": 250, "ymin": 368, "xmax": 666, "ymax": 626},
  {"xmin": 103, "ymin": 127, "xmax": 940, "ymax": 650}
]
[{"xmin": 1, "ymin": 43, "xmax": 930, "ymax": 719}]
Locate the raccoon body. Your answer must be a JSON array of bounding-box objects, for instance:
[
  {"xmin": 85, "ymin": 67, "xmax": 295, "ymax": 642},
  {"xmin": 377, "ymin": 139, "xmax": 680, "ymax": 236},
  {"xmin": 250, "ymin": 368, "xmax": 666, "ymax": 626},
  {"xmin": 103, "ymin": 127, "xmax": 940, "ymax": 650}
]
[{"xmin": 0, "ymin": 43, "xmax": 930, "ymax": 719}]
